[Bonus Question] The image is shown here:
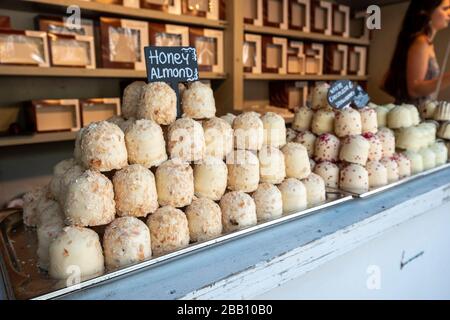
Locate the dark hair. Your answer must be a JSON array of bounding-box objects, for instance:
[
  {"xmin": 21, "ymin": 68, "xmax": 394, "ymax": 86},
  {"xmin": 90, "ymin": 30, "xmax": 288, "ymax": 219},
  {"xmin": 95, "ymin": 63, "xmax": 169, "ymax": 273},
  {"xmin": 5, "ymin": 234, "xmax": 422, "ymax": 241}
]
[{"xmin": 383, "ymin": 0, "xmax": 443, "ymax": 102}]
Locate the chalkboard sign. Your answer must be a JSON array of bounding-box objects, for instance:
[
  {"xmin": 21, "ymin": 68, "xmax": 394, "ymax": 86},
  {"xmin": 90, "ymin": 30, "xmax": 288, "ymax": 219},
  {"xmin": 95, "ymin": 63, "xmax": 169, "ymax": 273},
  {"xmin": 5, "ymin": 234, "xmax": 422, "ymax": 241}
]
[
  {"xmin": 327, "ymin": 80, "xmax": 356, "ymax": 109},
  {"xmin": 144, "ymin": 46, "xmax": 199, "ymax": 116},
  {"xmin": 353, "ymin": 85, "xmax": 370, "ymax": 109}
]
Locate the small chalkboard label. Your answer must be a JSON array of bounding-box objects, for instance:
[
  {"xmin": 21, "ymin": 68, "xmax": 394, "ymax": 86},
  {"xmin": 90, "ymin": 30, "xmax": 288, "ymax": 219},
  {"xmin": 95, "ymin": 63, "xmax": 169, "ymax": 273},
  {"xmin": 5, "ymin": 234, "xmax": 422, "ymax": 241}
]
[
  {"xmin": 327, "ymin": 80, "xmax": 356, "ymax": 109},
  {"xmin": 144, "ymin": 46, "xmax": 199, "ymax": 117},
  {"xmin": 353, "ymin": 85, "xmax": 370, "ymax": 109}
]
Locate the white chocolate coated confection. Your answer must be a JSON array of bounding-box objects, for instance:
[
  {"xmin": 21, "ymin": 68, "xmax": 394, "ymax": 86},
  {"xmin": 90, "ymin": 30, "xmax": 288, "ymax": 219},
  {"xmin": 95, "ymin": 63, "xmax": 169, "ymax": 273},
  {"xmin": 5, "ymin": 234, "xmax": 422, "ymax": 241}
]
[
  {"xmin": 203, "ymin": 117, "xmax": 233, "ymax": 159},
  {"xmin": 50, "ymin": 158, "xmax": 77, "ymax": 202},
  {"xmin": 122, "ymin": 81, "xmax": 145, "ymax": 119},
  {"xmin": 258, "ymin": 146, "xmax": 286, "ymax": 184},
  {"xmin": 261, "ymin": 112, "xmax": 287, "ymax": 148},
  {"xmin": 59, "ymin": 164, "xmax": 85, "ymax": 206},
  {"xmin": 366, "ymin": 161, "xmax": 388, "ymax": 188},
  {"xmin": 103, "ymin": 217, "xmax": 151, "ymax": 270},
  {"xmin": 301, "ymin": 173, "xmax": 326, "ymax": 206},
  {"xmin": 419, "ymin": 101, "xmax": 438, "ymax": 120},
  {"xmin": 125, "ymin": 119, "xmax": 167, "ymax": 168},
  {"xmin": 434, "ymin": 101, "xmax": 450, "ymax": 121},
  {"xmin": 438, "ymin": 121, "xmax": 450, "ymax": 140},
  {"xmin": 64, "ymin": 170, "xmax": 116, "ymax": 227},
  {"xmin": 226, "ymin": 150, "xmax": 260, "ymax": 192},
  {"xmin": 314, "ymin": 161, "xmax": 340, "ymax": 188},
  {"xmin": 402, "ymin": 104, "xmax": 420, "ymax": 126},
  {"xmin": 233, "ymin": 112, "xmax": 264, "ymax": 151},
  {"xmin": 73, "ymin": 127, "xmax": 85, "ymax": 163},
  {"xmin": 156, "ymin": 160, "xmax": 194, "ymax": 208},
  {"xmin": 380, "ymin": 157, "xmax": 400, "ymax": 183},
  {"xmin": 311, "ymin": 108, "xmax": 335, "ymax": 135},
  {"xmin": 393, "ymin": 153, "xmax": 411, "ymax": 178},
  {"xmin": 146, "ymin": 206, "xmax": 190, "ymax": 256},
  {"xmin": 186, "ymin": 198, "xmax": 222, "ymax": 242},
  {"xmin": 81, "ymin": 121, "xmax": 128, "ymax": 172},
  {"xmin": 137, "ymin": 82, "xmax": 177, "ymax": 125},
  {"xmin": 281, "ymin": 142, "xmax": 311, "ymax": 180},
  {"xmin": 387, "ymin": 105, "xmax": 414, "ymax": 129},
  {"xmin": 293, "ymin": 107, "xmax": 314, "ymax": 131},
  {"xmin": 335, "ymin": 107, "xmax": 362, "ymax": 137},
  {"xmin": 294, "ymin": 131, "xmax": 317, "ymax": 157},
  {"xmin": 107, "ymin": 116, "xmax": 135, "ymax": 133},
  {"xmin": 339, "ymin": 135, "xmax": 370, "ymax": 165},
  {"xmin": 375, "ymin": 106, "xmax": 389, "ymax": 128},
  {"xmin": 395, "ymin": 126, "xmax": 426, "ymax": 152},
  {"xmin": 193, "ymin": 156, "xmax": 228, "ymax": 201},
  {"xmin": 278, "ymin": 178, "xmax": 307, "ymax": 214},
  {"xmin": 252, "ymin": 183, "xmax": 283, "ymax": 222},
  {"xmin": 376, "ymin": 127, "xmax": 396, "ymax": 158},
  {"xmin": 286, "ymin": 128, "xmax": 297, "ymax": 143},
  {"xmin": 418, "ymin": 122, "xmax": 438, "ymax": 146},
  {"xmin": 49, "ymin": 226, "xmax": 104, "ymax": 280},
  {"xmin": 363, "ymin": 133, "xmax": 383, "ymax": 161},
  {"xmin": 314, "ymin": 133, "xmax": 340, "ymax": 162},
  {"xmin": 182, "ymin": 82, "xmax": 216, "ymax": 119},
  {"xmin": 339, "ymin": 164, "xmax": 369, "ymax": 193},
  {"xmin": 23, "ymin": 186, "xmax": 48, "ymax": 227},
  {"xmin": 167, "ymin": 118, "xmax": 205, "ymax": 162},
  {"xmin": 113, "ymin": 164, "xmax": 158, "ymax": 218},
  {"xmin": 359, "ymin": 107, "xmax": 378, "ymax": 134},
  {"xmin": 220, "ymin": 191, "xmax": 257, "ymax": 233},
  {"xmin": 311, "ymin": 83, "xmax": 331, "ymax": 110},
  {"xmin": 403, "ymin": 151, "xmax": 424, "ymax": 174},
  {"xmin": 220, "ymin": 113, "xmax": 236, "ymax": 126},
  {"xmin": 430, "ymin": 142, "xmax": 448, "ymax": 166},
  {"xmin": 419, "ymin": 148, "xmax": 437, "ymax": 170}
]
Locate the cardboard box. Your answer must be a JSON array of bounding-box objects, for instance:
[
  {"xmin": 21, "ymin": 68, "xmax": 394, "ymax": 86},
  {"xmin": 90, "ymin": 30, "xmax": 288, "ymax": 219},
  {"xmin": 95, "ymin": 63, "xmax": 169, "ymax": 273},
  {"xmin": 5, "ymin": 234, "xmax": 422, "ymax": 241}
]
[
  {"xmin": 262, "ymin": 36, "xmax": 287, "ymax": 74},
  {"xmin": 263, "ymin": 0, "xmax": 288, "ymax": 29},
  {"xmin": 287, "ymin": 40, "xmax": 305, "ymax": 74},
  {"xmin": 350, "ymin": 10, "xmax": 370, "ymax": 41},
  {"xmin": 0, "ymin": 106, "xmax": 21, "ymax": 133},
  {"xmin": 332, "ymin": 4, "xmax": 350, "ymax": 37},
  {"xmin": 48, "ymin": 33, "xmax": 96, "ymax": 68},
  {"xmin": 310, "ymin": 0, "xmax": 332, "ymax": 35},
  {"xmin": 348, "ymin": 46, "xmax": 367, "ymax": 76},
  {"xmin": 37, "ymin": 15, "xmax": 95, "ymax": 37},
  {"xmin": 80, "ymin": 98, "xmax": 121, "ymax": 126},
  {"xmin": 149, "ymin": 23, "xmax": 189, "ymax": 46},
  {"xmin": 0, "ymin": 30, "xmax": 49, "ymax": 67},
  {"xmin": 140, "ymin": 0, "xmax": 181, "ymax": 14},
  {"xmin": 244, "ymin": 0, "xmax": 263, "ymax": 26},
  {"xmin": 190, "ymin": 28, "xmax": 224, "ymax": 73},
  {"xmin": 325, "ymin": 44, "xmax": 348, "ymax": 75},
  {"xmin": 94, "ymin": 0, "xmax": 140, "ymax": 7},
  {"xmin": 181, "ymin": 0, "xmax": 225, "ymax": 20},
  {"xmin": 289, "ymin": 0, "xmax": 310, "ymax": 32},
  {"xmin": 243, "ymin": 33, "xmax": 262, "ymax": 74},
  {"xmin": 100, "ymin": 17, "xmax": 149, "ymax": 70},
  {"xmin": 304, "ymin": 42, "xmax": 323, "ymax": 75},
  {"xmin": 28, "ymin": 100, "xmax": 81, "ymax": 133},
  {"xmin": 0, "ymin": 16, "xmax": 11, "ymax": 29},
  {"xmin": 269, "ymin": 81, "xmax": 309, "ymax": 110}
]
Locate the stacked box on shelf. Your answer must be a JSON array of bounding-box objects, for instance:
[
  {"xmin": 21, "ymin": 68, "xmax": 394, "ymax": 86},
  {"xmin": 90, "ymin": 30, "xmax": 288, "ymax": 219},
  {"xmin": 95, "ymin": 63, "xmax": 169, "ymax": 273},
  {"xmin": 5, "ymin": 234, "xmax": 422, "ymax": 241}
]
[
  {"xmin": 244, "ymin": 0, "xmax": 263, "ymax": 26},
  {"xmin": 262, "ymin": 36, "xmax": 287, "ymax": 74},
  {"xmin": 351, "ymin": 10, "xmax": 371, "ymax": 41},
  {"xmin": 94, "ymin": 0, "xmax": 140, "ymax": 8},
  {"xmin": 0, "ymin": 16, "xmax": 11, "ymax": 28},
  {"xmin": 331, "ymin": 3, "xmax": 350, "ymax": 37},
  {"xmin": 289, "ymin": 0, "xmax": 310, "ymax": 32},
  {"xmin": 310, "ymin": 0, "xmax": 332, "ymax": 35},
  {"xmin": 263, "ymin": 0, "xmax": 288, "ymax": 29},
  {"xmin": 148, "ymin": 22, "xmax": 189, "ymax": 46},
  {"xmin": 348, "ymin": 46, "xmax": 367, "ymax": 76},
  {"xmin": 304, "ymin": 42, "xmax": 323, "ymax": 75},
  {"xmin": 287, "ymin": 40, "xmax": 306, "ymax": 74},
  {"xmin": 190, "ymin": 27, "xmax": 224, "ymax": 73},
  {"xmin": 243, "ymin": 34, "xmax": 262, "ymax": 74},
  {"xmin": 27, "ymin": 99, "xmax": 81, "ymax": 133},
  {"xmin": 181, "ymin": 0, "xmax": 225, "ymax": 20},
  {"xmin": 140, "ymin": 0, "xmax": 181, "ymax": 13},
  {"xmin": 80, "ymin": 98, "xmax": 121, "ymax": 127},
  {"xmin": 324, "ymin": 44, "xmax": 348, "ymax": 76},
  {"xmin": 269, "ymin": 81, "xmax": 309, "ymax": 110}
]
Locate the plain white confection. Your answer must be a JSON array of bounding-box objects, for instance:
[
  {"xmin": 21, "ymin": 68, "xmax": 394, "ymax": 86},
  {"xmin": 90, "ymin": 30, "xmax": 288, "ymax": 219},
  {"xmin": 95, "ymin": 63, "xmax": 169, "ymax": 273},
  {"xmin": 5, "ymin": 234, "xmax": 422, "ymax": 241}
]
[
  {"xmin": 286, "ymin": 128, "xmax": 297, "ymax": 143},
  {"xmin": 125, "ymin": 119, "xmax": 167, "ymax": 168},
  {"xmin": 363, "ymin": 133, "xmax": 383, "ymax": 161},
  {"xmin": 81, "ymin": 121, "xmax": 128, "ymax": 172},
  {"xmin": 58, "ymin": 164, "xmax": 85, "ymax": 205},
  {"xmin": 203, "ymin": 117, "xmax": 233, "ymax": 159},
  {"xmin": 122, "ymin": 81, "xmax": 145, "ymax": 119},
  {"xmin": 419, "ymin": 148, "xmax": 437, "ymax": 170},
  {"xmin": 220, "ymin": 113, "xmax": 236, "ymax": 126},
  {"xmin": 23, "ymin": 186, "xmax": 49, "ymax": 227},
  {"xmin": 387, "ymin": 105, "xmax": 413, "ymax": 129},
  {"xmin": 380, "ymin": 157, "xmax": 400, "ymax": 183},
  {"xmin": 359, "ymin": 107, "xmax": 378, "ymax": 134},
  {"xmin": 393, "ymin": 153, "xmax": 411, "ymax": 178},
  {"xmin": 261, "ymin": 112, "xmax": 287, "ymax": 148},
  {"xmin": 186, "ymin": 198, "xmax": 223, "ymax": 242},
  {"xmin": 339, "ymin": 164, "xmax": 369, "ymax": 193},
  {"xmin": 384, "ymin": 103, "xmax": 396, "ymax": 111},
  {"xmin": 182, "ymin": 82, "xmax": 216, "ymax": 119},
  {"xmin": 366, "ymin": 161, "xmax": 388, "ymax": 188},
  {"xmin": 314, "ymin": 133, "xmax": 340, "ymax": 162},
  {"xmin": 49, "ymin": 226, "xmax": 104, "ymax": 280},
  {"xmin": 156, "ymin": 160, "xmax": 194, "ymax": 208},
  {"xmin": 282, "ymin": 142, "xmax": 311, "ymax": 179},
  {"xmin": 294, "ymin": 131, "xmax": 317, "ymax": 157},
  {"xmin": 302, "ymin": 173, "xmax": 326, "ymax": 206},
  {"xmin": 220, "ymin": 191, "xmax": 257, "ymax": 232},
  {"xmin": 252, "ymin": 183, "xmax": 283, "ymax": 222},
  {"xmin": 103, "ymin": 217, "xmax": 151, "ymax": 270},
  {"xmin": 419, "ymin": 101, "xmax": 438, "ymax": 120},
  {"xmin": 113, "ymin": 165, "xmax": 158, "ymax": 217},
  {"xmin": 375, "ymin": 106, "xmax": 389, "ymax": 128},
  {"xmin": 50, "ymin": 158, "xmax": 77, "ymax": 202},
  {"xmin": 226, "ymin": 150, "xmax": 260, "ymax": 192},
  {"xmin": 73, "ymin": 128, "xmax": 85, "ymax": 163},
  {"xmin": 403, "ymin": 151, "xmax": 424, "ymax": 174},
  {"xmin": 64, "ymin": 170, "xmax": 116, "ymax": 227},
  {"xmin": 418, "ymin": 122, "xmax": 438, "ymax": 146},
  {"xmin": 37, "ymin": 206, "xmax": 64, "ymax": 270},
  {"xmin": 293, "ymin": 107, "xmax": 314, "ymax": 131},
  {"xmin": 438, "ymin": 121, "xmax": 450, "ymax": 139},
  {"xmin": 137, "ymin": 82, "xmax": 177, "ymax": 125},
  {"xmin": 167, "ymin": 118, "xmax": 205, "ymax": 162},
  {"xmin": 314, "ymin": 161, "xmax": 340, "ymax": 188},
  {"xmin": 335, "ymin": 107, "xmax": 362, "ymax": 137},
  {"xmin": 430, "ymin": 142, "xmax": 448, "ymax": 166},
  {"xmin": 146, "ymin": 206, "xmax": 190, "ymax": 256},
  {"xmin": 339, "ymin": 135, "xmax": 370, "ymax": 165},
  {"xmin": 278, "ymin": 178, "xmax": 307, "ymax": 214},
  {"xmin": 395, "ymin": 126, "xmax": 425, "ymax": 152},
  {"xmin": 193, "ymin": 156, "xmax": 228, "ymax": 201},
  {"xmin": 433, "ymin": 101, "xmax": 450, "ymax": 121},
  {"xmin": 258, "ymin": 146, "xmax": 286, "ymax": 184},
  {"xmin": 402, "ymin": 104, "xmax": 420, "ymax": 125},
  {"xmin": 311, "ymin": 108, "xmax": 335, "ymax": 135},
  {"xmin": 233, "ymin": 112, "xmax": 264, "ymax": 151},
  {"xmin": 311, "ymin": 83, "xmax": 331, "ymax": 110},
  {"xmin": 376, "ymin": 127, "xmax": 396, "ymax": 158}
]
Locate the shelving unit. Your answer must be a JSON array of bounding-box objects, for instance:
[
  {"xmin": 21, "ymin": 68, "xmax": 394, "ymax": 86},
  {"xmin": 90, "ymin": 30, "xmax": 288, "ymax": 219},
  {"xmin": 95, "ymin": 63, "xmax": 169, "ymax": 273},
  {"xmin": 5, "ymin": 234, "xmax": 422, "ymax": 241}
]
[
  {"xmin": 244, "ymin": 73, "xmax": 369, "ymax": 81},
  {"xmin": 0, "ymin": 131, "xmax": 77, "ymax": 147}
]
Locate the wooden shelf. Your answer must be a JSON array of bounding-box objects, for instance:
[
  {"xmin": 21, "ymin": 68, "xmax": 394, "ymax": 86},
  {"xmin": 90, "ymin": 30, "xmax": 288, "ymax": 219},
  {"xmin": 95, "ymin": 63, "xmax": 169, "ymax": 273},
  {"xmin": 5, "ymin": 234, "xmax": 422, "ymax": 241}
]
[
  {"xmin": 244, "ymin": 73, "xmax": 369, "ymax": 81},
  {"xmin": 0, "ymin": 66, "xmax": 227, "ymax": 80},
  {"xmin": 0, "ymin": 131, "xmax": 77, "ymax": 147},
  {"xmin": 244, "ymin": 25, "xmax": 370, "ymax": 46},
  {"xmin": 24, "ymin": 0, "xmax": 227, "ymax": 29}
]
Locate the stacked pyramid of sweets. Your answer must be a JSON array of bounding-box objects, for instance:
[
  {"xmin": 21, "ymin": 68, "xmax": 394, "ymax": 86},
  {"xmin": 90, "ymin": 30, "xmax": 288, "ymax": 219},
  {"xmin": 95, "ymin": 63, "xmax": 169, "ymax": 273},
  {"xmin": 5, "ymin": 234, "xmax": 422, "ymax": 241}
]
[
  {"xmin": 290, "ymin": 83, "xmax": 416, "ymax": 194},
  {"xmin": 21, "ymin": 81, "xmax": 327, "ymax": 281}
]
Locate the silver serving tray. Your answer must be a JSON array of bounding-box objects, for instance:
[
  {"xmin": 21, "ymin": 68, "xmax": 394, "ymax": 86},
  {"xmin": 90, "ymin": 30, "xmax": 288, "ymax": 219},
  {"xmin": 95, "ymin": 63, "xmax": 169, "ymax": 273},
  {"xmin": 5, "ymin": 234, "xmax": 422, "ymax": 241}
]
[{"xmin": 0, "ymin": 191, "xmax": 352, "ymax": 300}]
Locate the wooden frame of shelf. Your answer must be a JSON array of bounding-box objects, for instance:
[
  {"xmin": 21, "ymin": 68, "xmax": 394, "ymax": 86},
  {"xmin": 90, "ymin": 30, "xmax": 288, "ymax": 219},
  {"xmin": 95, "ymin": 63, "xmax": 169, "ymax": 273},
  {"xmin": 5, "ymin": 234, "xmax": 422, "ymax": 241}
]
[
  {"xmin": 244, "ymin": 73, "xmax": 368, "ymax": 81},
  {"xmin": 0, "ymin": 131, "xmax": 77, "ymax": 147}
]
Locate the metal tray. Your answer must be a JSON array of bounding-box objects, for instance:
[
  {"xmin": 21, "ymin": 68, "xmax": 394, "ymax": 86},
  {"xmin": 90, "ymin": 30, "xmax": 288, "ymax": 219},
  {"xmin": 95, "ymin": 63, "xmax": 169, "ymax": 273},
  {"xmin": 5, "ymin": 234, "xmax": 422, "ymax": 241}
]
[{"xmin": 0, "ymin": 190, "xmax": 352, "ymax": 300}]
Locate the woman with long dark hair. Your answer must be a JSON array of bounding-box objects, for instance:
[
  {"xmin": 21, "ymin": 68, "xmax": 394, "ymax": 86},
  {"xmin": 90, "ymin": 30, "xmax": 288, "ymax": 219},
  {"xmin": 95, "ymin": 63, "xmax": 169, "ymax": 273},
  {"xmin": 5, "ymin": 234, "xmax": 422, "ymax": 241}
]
[{"xmin": 383, "ymin": 0, "xmax": 450, "ymax": 105}]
